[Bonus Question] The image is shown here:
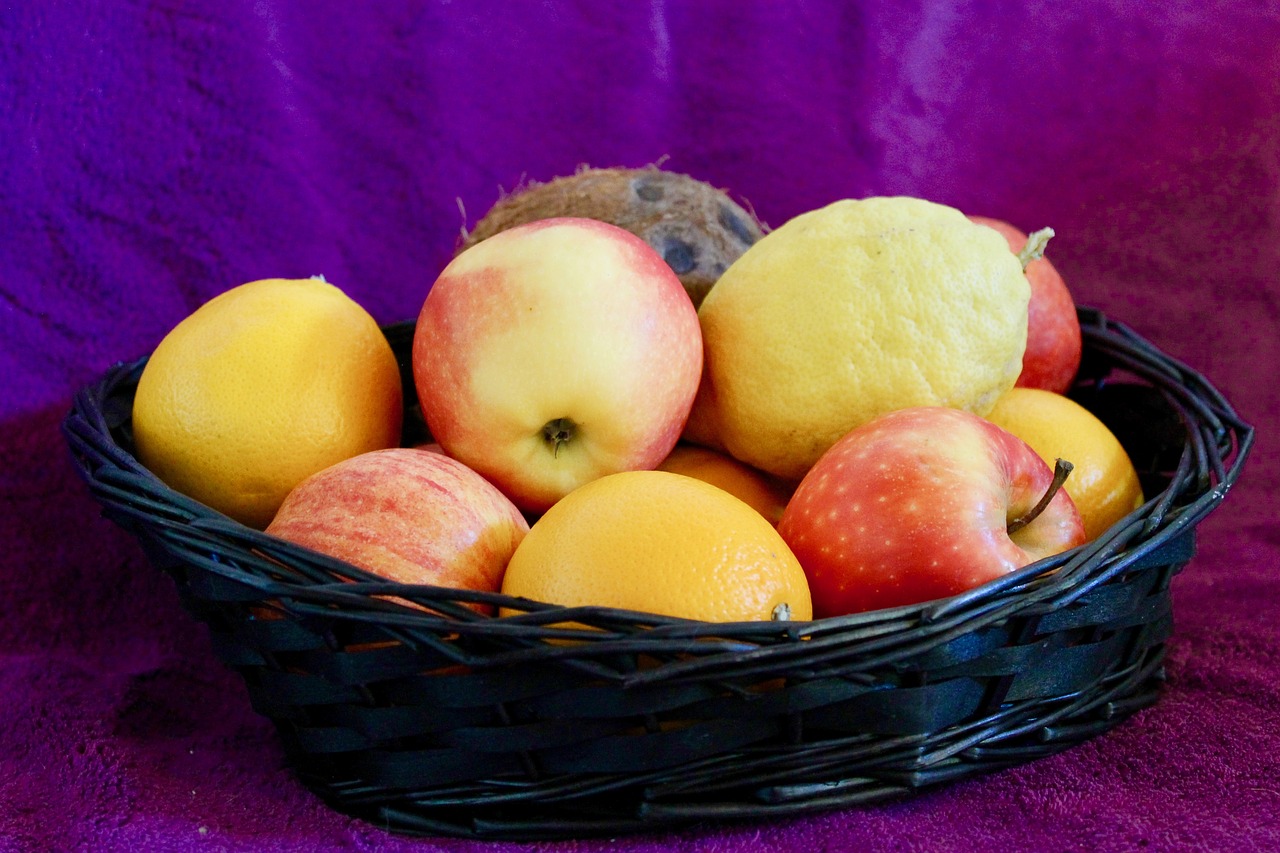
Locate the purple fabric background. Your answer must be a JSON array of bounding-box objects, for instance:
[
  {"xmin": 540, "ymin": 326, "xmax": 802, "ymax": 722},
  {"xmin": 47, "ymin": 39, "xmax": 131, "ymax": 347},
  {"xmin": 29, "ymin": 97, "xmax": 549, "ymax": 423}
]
[{"xmin": 3, "ymin": 2, "xmax": 1278, "ymax": 850}]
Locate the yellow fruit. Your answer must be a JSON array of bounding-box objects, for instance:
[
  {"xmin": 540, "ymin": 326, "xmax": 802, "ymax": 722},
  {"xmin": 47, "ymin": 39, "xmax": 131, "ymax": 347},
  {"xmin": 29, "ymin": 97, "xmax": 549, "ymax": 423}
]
[
  {"xmin": 500, "ymin": 470, "xmax": 812, "ymax": 622},
  {"xmin": 132, "ymin": 278, "xmax": 403, "ymax": 528},
  {"xmin": 985, "ymin": 387, "xmax": 1145, "ymax": 541},
  {"xmin": 657, "ymin": 443, "xmax": 792, "ymax": 526},
  {"xmin": 694, "ymin": 196, "xmax": 1029, "ymax": 480}
]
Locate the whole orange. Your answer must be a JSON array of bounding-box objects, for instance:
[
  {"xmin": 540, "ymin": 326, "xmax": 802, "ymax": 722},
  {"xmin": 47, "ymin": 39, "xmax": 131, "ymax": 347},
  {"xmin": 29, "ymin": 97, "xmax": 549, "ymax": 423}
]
[
  {"xmin": 657, "ymin": 444, "xmax": 792, "ymax": 526},
  {"xmin": 132, "ymin": 277, "xmax": 403, "ymax": 528},
  {"xmin": 984, "ymin": 387, "xmax": 1145, "ymax": 541},
  {"xmin": 499, "ymin": 470, "xmax": 812, "ymax": 622}
]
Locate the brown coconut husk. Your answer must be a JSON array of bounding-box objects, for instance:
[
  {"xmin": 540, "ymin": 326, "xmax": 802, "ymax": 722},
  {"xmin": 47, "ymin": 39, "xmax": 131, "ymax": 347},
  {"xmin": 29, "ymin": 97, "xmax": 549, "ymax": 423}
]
[{"xmin": 459, "ymin": 166, "xmax": 767, "ymax": 307}]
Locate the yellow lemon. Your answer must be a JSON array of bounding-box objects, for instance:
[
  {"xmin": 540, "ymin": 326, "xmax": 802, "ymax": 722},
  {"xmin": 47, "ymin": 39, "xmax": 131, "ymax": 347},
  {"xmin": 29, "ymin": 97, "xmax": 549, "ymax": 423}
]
[
  {"xmin": 132, "ymin": 277, "xmax": 403, "ymax": 528},
  {"xmin": 500, "ymin": 470, "xmax": 811, "ymax": 622},
  {"xmin": 693, "ymin": 196, "xmax": 1029, "ymax": 480},
  {"xmin": 985, "ymin": 387, "xmax": 1145, "ymax": 541}
]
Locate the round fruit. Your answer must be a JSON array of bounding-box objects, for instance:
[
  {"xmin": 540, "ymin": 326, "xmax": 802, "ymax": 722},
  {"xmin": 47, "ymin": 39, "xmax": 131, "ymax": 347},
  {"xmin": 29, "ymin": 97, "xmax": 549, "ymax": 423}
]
[
  {"xmin": 266, "ymin": 448, "xmax": 528, "ymax": 615},
  {"xmin": 984, "ymin": 387, "xmax": 1145, "ymax": 541},
  {"xmin": 779, "ymin": 407, "xmax": 1086, "ymax": 617},
  {"xmin": 461, "ymin": 166, "xmax": 765, "ymax": 307},
  {"xmin": 679, "ymin": 361, "xmax": 728, "ymax": 450},
  {"xmin": 657, "ymin": 444, "xmax": 792, "ymax": 526},
  {"xmin": 969, "ymin": 215, "xmax": 1082, "ymax": 393},
  {"xmin": 499, "ymin": 470, "xmax": 812, "ymax": 623},
  {"xmin": 132, "ymin": 277, "xmax": 403, "ymax": 528},
  {"xmin": 414, "ymin": 218, "xmax": 703, "ymax": 513},
  {"xmin": 693, "ymin": 196, "xmax": 1030, "ymax": 480}
]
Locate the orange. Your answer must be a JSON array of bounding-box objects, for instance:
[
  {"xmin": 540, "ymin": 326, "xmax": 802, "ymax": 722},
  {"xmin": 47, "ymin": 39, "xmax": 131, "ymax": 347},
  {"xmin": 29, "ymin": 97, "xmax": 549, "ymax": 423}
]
[
  {"xmin": 132, "ymin": 277, "xmax": 403, "ymax": 528},
  {"xmin": 499, "ymin": 470, "xmax": 812, "ymax": 622},
  {"xmin": 984, "ymin": 387, "xmax": 1145, "ymax": 541},
  {"xmin": 657, "ymin": 443, "xmax": 792, "ymax": 526}
]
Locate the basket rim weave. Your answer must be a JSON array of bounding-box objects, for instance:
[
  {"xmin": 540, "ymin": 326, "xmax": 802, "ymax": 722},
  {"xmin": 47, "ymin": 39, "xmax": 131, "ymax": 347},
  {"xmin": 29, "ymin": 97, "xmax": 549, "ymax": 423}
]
[{"xmin": 61, "ymin": 305, "xmax": 1254, "ymax": 839}]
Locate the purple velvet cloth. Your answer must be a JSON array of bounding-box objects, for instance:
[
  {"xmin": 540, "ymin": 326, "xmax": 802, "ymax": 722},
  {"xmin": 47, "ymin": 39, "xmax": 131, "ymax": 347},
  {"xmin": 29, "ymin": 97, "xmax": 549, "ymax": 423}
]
[{"xmin": 3, "ymin": 1, "xmax": 1278, "ymax": 849}]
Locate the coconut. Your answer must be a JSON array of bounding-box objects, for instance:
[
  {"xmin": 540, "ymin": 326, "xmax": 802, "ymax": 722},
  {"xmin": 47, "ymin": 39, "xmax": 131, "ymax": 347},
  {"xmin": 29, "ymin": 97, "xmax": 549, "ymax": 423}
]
[{"xmin": 460, "ymin": 166, "xmax": 766, "ymax": 307}]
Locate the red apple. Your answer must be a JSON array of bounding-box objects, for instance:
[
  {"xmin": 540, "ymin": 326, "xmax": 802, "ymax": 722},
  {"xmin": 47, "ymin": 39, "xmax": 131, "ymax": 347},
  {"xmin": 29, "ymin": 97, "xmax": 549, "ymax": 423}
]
[
  {"xmin": 969, "ymin": 216, "xmax": 1082, "ymax": 393},
  {"xmin": 413, "ymin": 217, "xmax": 703, "ymax": 513},
  {"xmin": 265, "ymin": 448, "xmax": 528, "ymax": 614},
  {"xmin": 778, "ymin": 407, "xmax": 1086, "ymax": 617}
]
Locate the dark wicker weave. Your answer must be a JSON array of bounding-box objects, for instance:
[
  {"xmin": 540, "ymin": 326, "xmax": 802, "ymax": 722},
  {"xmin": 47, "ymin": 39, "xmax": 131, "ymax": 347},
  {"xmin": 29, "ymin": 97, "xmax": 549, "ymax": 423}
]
[{"xmin": 63, "ymin": 307, "xmax": 1252, "ymax": 840}]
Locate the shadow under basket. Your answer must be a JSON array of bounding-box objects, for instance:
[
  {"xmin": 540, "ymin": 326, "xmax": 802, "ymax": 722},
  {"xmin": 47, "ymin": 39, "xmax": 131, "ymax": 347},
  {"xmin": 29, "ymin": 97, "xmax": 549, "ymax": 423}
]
[{"xmin": 63, "ymin": 307, "xmax": 1253, "ymax": 841}]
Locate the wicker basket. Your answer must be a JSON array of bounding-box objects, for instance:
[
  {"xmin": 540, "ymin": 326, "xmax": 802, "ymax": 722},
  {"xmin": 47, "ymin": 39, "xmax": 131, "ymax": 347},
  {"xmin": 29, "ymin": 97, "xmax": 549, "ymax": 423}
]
[{"xmin": 63, "ymin": 307, "xmax": 1252, "ymax": 840}]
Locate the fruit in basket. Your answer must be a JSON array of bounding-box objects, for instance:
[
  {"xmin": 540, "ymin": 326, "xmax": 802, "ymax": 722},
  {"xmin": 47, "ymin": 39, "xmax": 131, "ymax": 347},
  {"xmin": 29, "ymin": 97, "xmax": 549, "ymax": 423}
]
[
  {"xmin": 969, "ymin": 215, "xmax": 1082, "ymax": 393},
  {"xmin": 778, "ymin": 407, "xmax": 1086, "ymax": 617},
  {"xmin": 265, "ymin": 448, "xmax": 528, "ymax": 614},
  {"xmin": 132, "ymin": 277, "xmax": 402, "ymax": 529},
  {"xmin": 692, "ymin": 196, "xmax": 1030, "ymax": 481},
  {"xmin": 985, "ymin": 387, "xmax": 1145, "ymax": 541},
  {"xmin": 460, "ymin": 166, "xmax": 765, "ymax": 307},
  {"xmin": 500, "ymin": 470, "xmax": 812, "ymax": 622},
  {"xmin": 679, "ymin": 364, "xmax": 727, "ymax": 450},
  {"xmin": 413, "ymin": 218, "xmax": 703, "ymax": 513},
  {"xmin": 657, "ymin": 443, "xmax": 792, "ymax": 526}
]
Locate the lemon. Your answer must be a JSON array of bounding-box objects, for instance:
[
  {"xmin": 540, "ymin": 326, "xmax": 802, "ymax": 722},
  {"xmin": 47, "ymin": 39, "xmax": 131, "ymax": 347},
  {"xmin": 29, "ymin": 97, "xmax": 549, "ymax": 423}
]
[
  {"xmin": 132, "ymin": 278, "xmax": 403, "ymax": 528},
  {"xmin": 694, "ymin": 196, "xmax": 1030, "ymax": 480}
]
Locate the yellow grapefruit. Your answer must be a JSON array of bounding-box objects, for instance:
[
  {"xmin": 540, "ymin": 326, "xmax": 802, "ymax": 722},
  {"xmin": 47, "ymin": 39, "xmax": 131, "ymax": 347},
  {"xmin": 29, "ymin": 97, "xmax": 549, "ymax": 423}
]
[{"xmin": 132, "ymin": 277, "xmax": 403, "ymax": 528}]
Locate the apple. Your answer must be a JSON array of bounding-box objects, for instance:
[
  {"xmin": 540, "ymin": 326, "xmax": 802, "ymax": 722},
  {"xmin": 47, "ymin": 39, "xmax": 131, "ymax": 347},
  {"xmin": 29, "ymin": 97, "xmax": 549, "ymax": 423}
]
[
  {"xmin": 265, "ymin": 448, "xmax": 529, "ymax": 614},
  {"xmin": 777, "ymin": 407, "xmax": 1086, "ymax": 617},
  {"xmin": 969, "ymin": 215, "xmax": 1082, "ymax": 393},
  {"xmin": 413, "ymin": 217, "xmax": 703, "ymax": 513}
]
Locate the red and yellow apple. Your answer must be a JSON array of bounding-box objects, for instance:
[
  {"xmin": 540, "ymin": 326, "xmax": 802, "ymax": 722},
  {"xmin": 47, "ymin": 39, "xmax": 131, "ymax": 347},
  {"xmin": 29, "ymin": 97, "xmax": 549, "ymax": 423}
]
[
  {"xmin": 778, "ymin": 407, "xmax": 1086, "ymax": 617},
  {"xmin": 413, "ymin": 217, "xmax": 703, "ymax": 512},
  {"xmin": 970, "ymin": 215, "xmax": 1082, "ymax": 393},
  {"xmin": 265, "ymin": 448, "xmax": 528, "ymax": 614}
]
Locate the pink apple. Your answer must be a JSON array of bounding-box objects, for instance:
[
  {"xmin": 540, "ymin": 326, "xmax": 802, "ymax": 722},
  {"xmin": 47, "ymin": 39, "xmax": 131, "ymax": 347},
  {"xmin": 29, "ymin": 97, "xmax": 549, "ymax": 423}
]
[
  {"xmin": 265, "ymin": 448, "xmax": 528, "ymax": 614},
  {"xmin": 969, "ymin": 216, "xmax": 1082, "ymax": 393},
  {"xmin": 778, "ymin": 407, "xmax": 1086, "ymax": 617},
  {"xmin": 413, "ymin": 217, "xmax": 703, "ymax": 512}
]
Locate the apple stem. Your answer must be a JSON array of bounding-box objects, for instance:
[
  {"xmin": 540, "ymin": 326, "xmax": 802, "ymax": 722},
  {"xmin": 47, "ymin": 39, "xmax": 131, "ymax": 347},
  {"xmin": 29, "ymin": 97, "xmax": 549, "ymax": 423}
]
[
  {"xmin": 1018, "ymin": 227, "xmax": 1056, "ymax": 271},
  {"xmin": 1007, "ymin": 458, "xmax": 1074, "ymax": 534},
  {"xmin": 541, "ymin": 417, "xmax": 577, "ymax": 458}
]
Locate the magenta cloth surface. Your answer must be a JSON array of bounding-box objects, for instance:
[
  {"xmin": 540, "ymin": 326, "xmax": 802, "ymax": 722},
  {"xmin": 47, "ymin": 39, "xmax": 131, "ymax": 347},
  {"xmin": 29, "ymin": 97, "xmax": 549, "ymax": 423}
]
[{"xmin": 3, "ymin": 2, "xmax": 1278, "ymax": 850}]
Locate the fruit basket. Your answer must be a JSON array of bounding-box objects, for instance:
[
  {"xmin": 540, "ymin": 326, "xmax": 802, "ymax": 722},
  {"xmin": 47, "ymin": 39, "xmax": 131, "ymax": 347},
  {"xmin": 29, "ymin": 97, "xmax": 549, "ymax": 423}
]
[{"xmin": 63, "ymin": 306, "xmax": 1252, "ymax": 840}]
